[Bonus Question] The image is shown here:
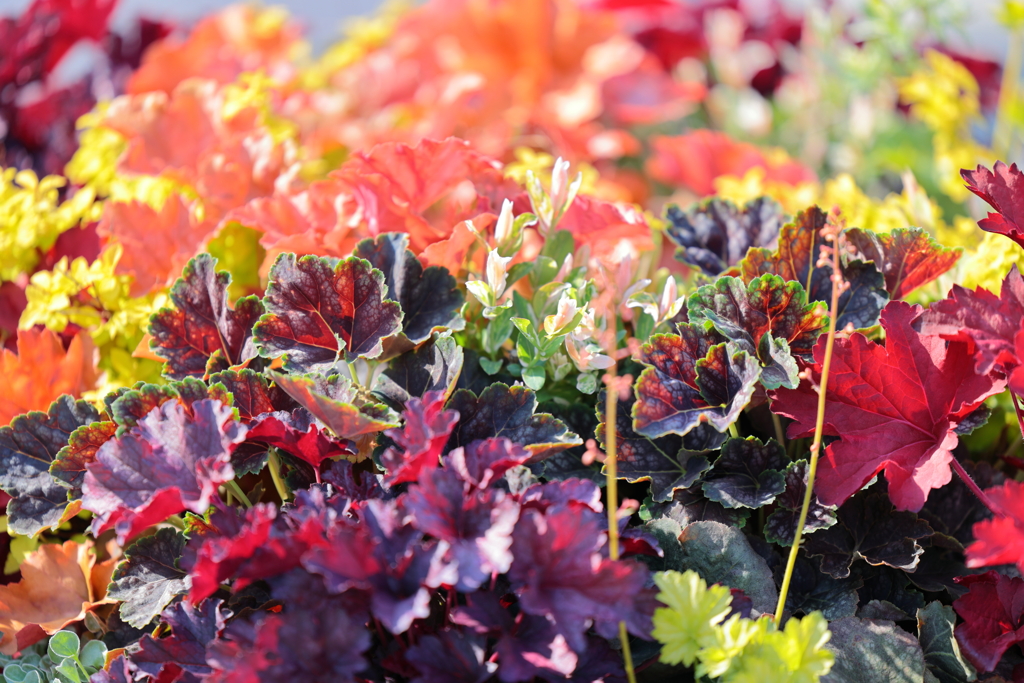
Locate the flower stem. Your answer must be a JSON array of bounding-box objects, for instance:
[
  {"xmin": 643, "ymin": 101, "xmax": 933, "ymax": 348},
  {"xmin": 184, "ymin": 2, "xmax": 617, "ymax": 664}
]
[
  {"xmin": 771, "ymin": 412, "xmax": 786, "ymax": 450},
  {"xmin": 268, "ymin": 450, "xmax": 291, "ymax": 503},
  {"xmin": 225, "ymin": 479, "xmax": 252, "ymax": 508},
  {"xmin": 603, "ymin": 365, "xmax": 636, "ymax": 683},
  {"xmin": 950, "ymin": 457, "xmax": 1002, "ymax": 516},
  {"xmin": 774, "ymin": 225, "xmax": 842, "ymax": 623}
]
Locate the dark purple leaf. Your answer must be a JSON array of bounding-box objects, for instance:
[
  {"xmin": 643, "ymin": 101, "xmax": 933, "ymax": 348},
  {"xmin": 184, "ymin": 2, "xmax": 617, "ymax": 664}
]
[
  {"xmin": 0, "ymin": 395, "xmax": 100, "ymax": 536},
  {"xmin": 107, "ymin": 527, "xmax": 189, "ymax": 628},
  {"xmin": 701, "ymin": 436, "xmax": 786, "ymax": 509},
  {"xmin": 764, "ymin": 459, "xmax": 838, "ymax": 546},
  {"xmin": 666, "ymin": 197, "xmax": 783, "ymax": 276},
  {"xmin": 445, "ymin": 437, "xmax": 531, "ymax": 489},
  {"xmin": 254, "ymin": 253, "xmax": 403, "ymax": 372},
  {"xmin": 381, "ymin": 391, "xmax": 460, "ymax": 485},
  {"xmin": 50, "ymin": 420, "xmax": 117, "ymax": 499},
  {"xmin": 374, "ymin": 333, "xmax": 464, "ymax": 405},
  {"xmin": 82, "ymin": 399, "xmax": 247, "ymax": 543},
  {"xmin": 148, "ymin": 254, "xmax": 263, "ymax": 380},
  {"xmin": 803, "ymin": 489, "xmax": 934, "ymax": 579},
  {"xmin": 355, "ymin": 233, "xmax": 465, "ymax": 343},
  {"xmin": 130, "ymin": 598, "xmax": 228, "ymax": 680},
  {"xmin": 320, "ymin": 459, "xmax": 388, "ymax": 501},
  {"xmin": 446, "ymin": 383, "xmax": 582, "ymax": 464},
  {"xmin": 407, "ymin": 630, "xmax": 497, "ymax": 683}
]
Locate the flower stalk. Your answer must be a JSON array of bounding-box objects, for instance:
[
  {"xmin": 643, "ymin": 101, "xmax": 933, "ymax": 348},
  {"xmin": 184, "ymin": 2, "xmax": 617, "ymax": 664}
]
[{"xmin": 774, "ymin": 217, "xmax": 845, "ymax": 622}]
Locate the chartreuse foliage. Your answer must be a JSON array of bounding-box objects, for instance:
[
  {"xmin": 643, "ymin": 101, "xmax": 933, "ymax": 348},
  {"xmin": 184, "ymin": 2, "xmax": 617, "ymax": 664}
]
[{"xmin": 652, "ymin": 570, "xmax": 834, "ymax": 681}]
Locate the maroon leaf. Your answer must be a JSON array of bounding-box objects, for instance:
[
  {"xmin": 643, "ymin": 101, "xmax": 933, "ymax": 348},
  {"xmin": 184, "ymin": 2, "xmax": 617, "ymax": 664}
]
[
  {"xmin": 247, "ymin": 410, "xmax": 353, "ymax": 473},
  {"xmin": 107, "ymin": 378, "xmax": 232, "ymax": 432},
  {"xmin": 149, "ymin": 254, "xmax": 264, "ymax": 380},
  {"xmin": 405, "ymin": 466, "xmax": 520, "ymax": 591},
  {"xmin": 845, "ymin": 227, "xmax": 961, "ymax": 300},
  {"xmin": 953, "ymin": 570, "xmax": 1024, "ymax": 673},
  {"xmin": 446, "ymin": 384, "xmax": 583, "ymax": 464},
  {"xmin": 407, "ymin": 630, "xmax": 497, "ymax": 683},
  {"xmin": 208, "ymin": 368, "xmax": 293, "ymax": 422},
  {"xmin": 965, "ymin": 479, "xmax": 1024, "ymax": 575},
  {"xmin": 770, "ymin": 302, "xmax": 1005, "ymax": 512},
  {"xmin": 444, "ymin": 437, "xmax": 531, "ymax": 490},
  {"xmin": 962, "ymin": 161, "xmax": 1024, "ymax": 248},
  {"xmin": 82, "ymin": 399, "xmax": 247, "ymax": 543},
  {"xmin": 509, "ymin": 504, "xmax": 651, "ymax": 652},
  {"xmin": 254, "ymin": 254, "xmax": 403, "ymax": 372},
  {"xmin": 50, "ymin": 419, "xmax": 117, "ymax": 499},
  {"xmin": 131, "ymin": 598, "xmax": 228, "ymax": 680},
  {"xmin": 380, "ymin": 391, "xmax": 460, "ymax": 486},
  {"xmin": 271, "ymin": 371, "xmax": 400, "ymax": 440},
  {"xmin": 917, "ymin": 265, "xmax": 1024, "ymax": 384},
  {"xmin": 632, "ymin": 325, "xmax": 761, "ymax": 439}
]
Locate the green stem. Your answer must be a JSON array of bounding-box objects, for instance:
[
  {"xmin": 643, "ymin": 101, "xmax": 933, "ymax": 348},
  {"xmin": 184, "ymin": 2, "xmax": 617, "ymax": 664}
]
[
  {"xmin": 225, "ymin": 480, "xmax": 252, "ymax": 508},
  {"xmin": 165, "ymin": 515, "xmax": 185, "ymax": 530},
  {"xmin": 774, "ymin": 230, "xmax": 842, "ymax": 623},
  {"xmin": 771, "ymin": 412, "xmax": 786, "ymax": 450},
  {"xmin": 603, "ymin": 365, "xmax": 637, "ymax": 683},
  {"xmin": 994, "ymin": 26, "xmax": 1024, "ymax": 157},
  {"xmin": 268, "ymin": 450, "xmax": 291, "ymax": 503},
  {"xmin": 728, "ymin": 422, "xmax": 739, "ymax": 439}
]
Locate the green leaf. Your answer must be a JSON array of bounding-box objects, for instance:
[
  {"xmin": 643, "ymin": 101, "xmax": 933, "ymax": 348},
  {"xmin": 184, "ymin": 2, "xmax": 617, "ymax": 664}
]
[
  {"xmin": 3, "ymin": 664, "xmax": 28, "ymax": 683},
  {"xmin": 79, "ymin": 640, "xmax": 107, "ymax": 672},
  {"xmin": 479, "ymin": 357, "xmax": 503, "ymax": 376},
  {"xmin": 48, "ymin": 630, "xmax": 80, "ymax": 660},
  {"xmin": 916, "ymin": 602, "xmax": 976, "ymax": 683},
  {"xmin": 652, "ymin": 569, "xmax": 733, "ymax": 667},
  {"xmin": 576, "ymin": 373, "xmax": 598, "ymax": 395},
  {"xmin": 823, "ymin": 617, "xmax": 925, "ymax": 683},
  {"xmin": 522, "ymin": 365, "xmax": 546, "ymax": 391},
  {"xmin": 54, "ymin": 659, "xmax": 81, "ymax": 683},
  {"xmin": 672, "ymin": 520, "xmax": 778, "ymax": 614}
]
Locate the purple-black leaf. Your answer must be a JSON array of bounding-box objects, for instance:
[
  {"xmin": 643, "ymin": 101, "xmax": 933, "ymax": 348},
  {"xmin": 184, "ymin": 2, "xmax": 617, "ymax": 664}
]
[
  {"xmin": 0, "ymin": 395, "xmax": 100, "ymax": 536},
  {"xmin": 407, "ymin": 630, "xmax": 497, "ymax": 683},
  {"xmin": 803, "ymin": 489, "xmax": 934, "ymax": 579},
  {"xmin": 148, "ymin": 253, "xmax": 264, "ymax": 380},
  {"xmin": 355, "ymin": 233, "xmax": 465, "ymax": 343},
  {"xmin": 254, "ymin": 253, "xmax": 403, "ymax": 372},
  {"xmin": 666, "ymin": 197, "xmax": 783, "ymax": 276},
  {"xmin": 107, "ymin": 527, "xmax": 190, "ymax": 628},
  {"xmin": 374, "ymin": 332, "xmax": 464, "ymax": 405},
  {"xmin": 764, "ymin": 459, "xmax": 837, "ymax": 546},
  {"xmin": 701, "ymin": 436, "xmax": 786, "ymax": 509},
  {"xmin": 596, "ymin": 389, "xmax": 711, "ymax": 502},
  {"xmin": 130, "ymin": 598, "xmax": 228, "ymax": 680},
  {"xmin": 446, "ymin": 383, "xmax": 582, "ymax": 464}
]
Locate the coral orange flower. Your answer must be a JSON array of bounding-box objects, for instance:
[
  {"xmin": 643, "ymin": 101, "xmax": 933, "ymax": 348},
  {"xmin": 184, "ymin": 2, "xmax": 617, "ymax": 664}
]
[{"xmin": 646, "ymin": 130, "xmax": 816, "ymax": 197}]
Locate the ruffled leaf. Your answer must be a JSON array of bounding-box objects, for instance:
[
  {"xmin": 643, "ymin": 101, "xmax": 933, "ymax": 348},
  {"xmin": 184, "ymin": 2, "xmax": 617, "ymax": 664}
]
[
  {"xmin": 0, "ymin": 395, "xmax": 100, "ymax": 536},
  {"xmin": 130, "ymin": 598, "xmax": 228, "ymax": 680},
  {"xmin": 107, "ymin": 527, "xmax": 190, "ymax": 628},
  {"xmin": 964, "ymin": 479, "xmax": 1024, "ymax": 575},
  {"xmin": 764, "ymin": 460, "xmax": 837, "ymax": 546},
  {"xmin": 952, "ymin": 570, "xmax": 1024, "ymax": 673},
  {"xmin": 271, "ymin": 371, "xmax": 400, "ymax": 439},
  {"xmin": 632, "ymin": 325, "xmax": 761, "ymax": 439},
  {"xmin": 732, "ymin": 206, "xmax": 888, "ymax": 330},
  {"xmin": 845, "ymin": 227, "xmax": 961, "ymax": 300},
  {"xmin": 246, "ymin": 409, "xmax": 353, "ymax": 471},
  {"xmin": 82, "ymin": 398, "xmax": 247, "ymax": 543},
  {"xmin": 701, "ymin": 437, "xmax": 786, "ymax": 509},
  {"xmin": 0, "ymin": 328, "xmax": 97, "ymax": 427},
  {"xmin": 802, "ymin": 489, "xmax": 934, "ymax": 579},
  {"xmin": 374, "ymin": 333, "xmax": 464, "ymax": 406},
  {"xmin": 596, "ymin": 390, "xmax": 711, "ymax": 502},
  {"xmin": 446, "ymin": 384, "xmax": 583, "ymax": 464},
  {"xmin": 380, "ymin": 392, "xmax": 460, "ymax": 486},
  {"xmin": 961, "ymin": 161, "xmax": 1024, "ymax": 248},
  {"xmin": 254, "ymin": 253, "xmax": 403, "ymax": 372},
  {"xmin": 665, "ymin": 197, "xmax": 783, "ymax": 276},
  {"xmin": 148, "ymin": 253, "xmax": 263, "ymax": 380},
  {"xmin": 354, "ymin": 233, "xmax": 465, "ymax": 343}
]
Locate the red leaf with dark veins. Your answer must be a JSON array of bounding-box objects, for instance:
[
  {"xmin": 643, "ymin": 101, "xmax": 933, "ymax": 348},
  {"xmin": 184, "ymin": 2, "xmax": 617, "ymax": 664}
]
[
  {"xmin": 962, "ymin": 161, "xmax": 1024, "ymax": 248},
  {"xmin": 254, "ymin": 253, "xmax": 403, "ymax": 372},
  {"xmin": 82, "ymin": 399, "xmax": 248, "ymax": 544},
  {"xmin": 381, "ymin": 392, "xmax": 459, "ymax": 485},
  {"xmin": 770, "ymin": 302, "xmax": 1005, "ymax": 512},
  {"xmin": 917, "ymin": 265, "xmax": 1024, "ymax": 382},
  {"xmin": 208, "ymin": 369, "xmax": 293, "ymax": 422},
  {"xmin": 953, "ymin": 571, "xmax": 1024, "ymax": 673},
  {"xmin": 271, "ymin": 372, "xmax": 400, "ymax": 440},
  {"xmin": 50, "ymin": 420, "xmax": 117, "ymax": 499},
  {"xmin": 148, "ymin": 254, "xmax": 264, "ymax": 380},
  {"xmin": 845, "ymin": 227, "xmax": 961, "ymax": 300}
]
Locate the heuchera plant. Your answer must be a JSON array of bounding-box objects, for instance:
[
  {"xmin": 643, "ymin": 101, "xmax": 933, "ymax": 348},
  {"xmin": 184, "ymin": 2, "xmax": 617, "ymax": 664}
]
[{"xmin": 6, "ymin": 0, "xmax": 1024, "ymax": 681}]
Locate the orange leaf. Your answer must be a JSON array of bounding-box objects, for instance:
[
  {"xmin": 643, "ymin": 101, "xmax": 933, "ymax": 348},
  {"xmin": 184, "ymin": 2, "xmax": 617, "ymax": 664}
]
[
  {"xmin": 0, "ymin": 540, "xmax": 117, "ymax": 654},
  {"xmin": 0, "ymin": 329, "xmax": 97, "ymax": 427},
  {"xmin": 98, "ymin": 196, "xmax": 215, "ymax": 296}
]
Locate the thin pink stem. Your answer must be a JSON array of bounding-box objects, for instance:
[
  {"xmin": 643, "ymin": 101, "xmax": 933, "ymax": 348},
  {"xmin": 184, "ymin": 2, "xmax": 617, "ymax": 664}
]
[{"xmin": 950, "ymin": 457, "xmax": 1002, "ymax": 516}]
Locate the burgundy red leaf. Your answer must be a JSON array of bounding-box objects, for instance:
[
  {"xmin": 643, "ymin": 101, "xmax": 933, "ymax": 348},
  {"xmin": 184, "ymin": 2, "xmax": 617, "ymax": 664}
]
[{"xmin": 961, "ymin": 161, "xmax": 1024, "ymax": 248}]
